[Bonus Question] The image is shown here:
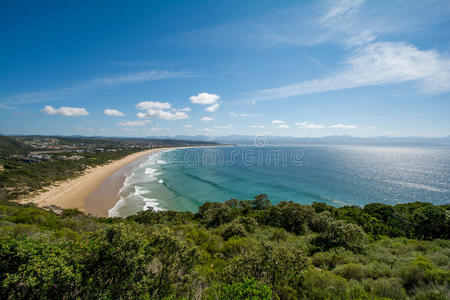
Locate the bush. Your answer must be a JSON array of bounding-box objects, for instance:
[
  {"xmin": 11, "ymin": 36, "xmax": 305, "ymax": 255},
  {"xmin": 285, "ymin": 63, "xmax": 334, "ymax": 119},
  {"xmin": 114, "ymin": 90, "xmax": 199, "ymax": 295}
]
[
  {"xmin": 400, "ymin": 256, "xmax": 450, "ymax": 290},
  {"xmin": 364, "ymin": 278, "xmax": 408, "ymax": 299},
  {"xmin": 218, "ymin": 277, "xmax": 273, "ymax": 300},
  {"xmin": 333, "ymin": 263, "xmax": 367, "ymax": 280},
  {"xmin": 0, "ymin": 237, "xmax": 81, "ymax": 299},
  {"xmin": 262, "ymin": 202, "xmax": 315, "ymax": 235},
  {"xmin": 412, "ymin": 285, "xmax": 449, "ymax": 300},
  {"xmin": 198, "ymin": 202, "xmax": 236, "ymax": 227},
  {"xmin": 412, "ymin": 206, "xmax": 449, "ymax": 239},
  {"xmin": 0, "ymin": 198, "xmax": 449, "ymax": 299},
  {"xmin": 298, "ymin": 269, "xmax": 350, "ymax": 299},
  {"xmin": 223, "ymin": 242, "xmax": 308, "ymax": 295},
  {"xmin": 313, "ymin": 220, "xmax": 367, "ymax": 252},
  {"xmin": 311, "ymin": 249, "xmax": 358, "ymax": 270},
  {"xmin": 221, "ymin": 221, "xmax": 247, "ymax": 240},
  {"xmin": 309, "ymin": 211, "xmax": 333, "ymax": 233}
]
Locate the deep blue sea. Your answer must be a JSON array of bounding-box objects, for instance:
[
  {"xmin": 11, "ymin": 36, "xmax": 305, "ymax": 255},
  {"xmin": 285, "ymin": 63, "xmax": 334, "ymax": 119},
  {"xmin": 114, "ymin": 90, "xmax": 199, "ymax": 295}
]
[{"xmin": 109, "ymin": 145, "xmax": 450, "ymax": 217}]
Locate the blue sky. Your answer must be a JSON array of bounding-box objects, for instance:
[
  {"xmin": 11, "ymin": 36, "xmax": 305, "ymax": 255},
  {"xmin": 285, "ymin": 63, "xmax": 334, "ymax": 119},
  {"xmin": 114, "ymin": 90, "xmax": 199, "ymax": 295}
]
[{"xmin": 1, "ymin": 0, "xmax": 449, "ymax": 137}]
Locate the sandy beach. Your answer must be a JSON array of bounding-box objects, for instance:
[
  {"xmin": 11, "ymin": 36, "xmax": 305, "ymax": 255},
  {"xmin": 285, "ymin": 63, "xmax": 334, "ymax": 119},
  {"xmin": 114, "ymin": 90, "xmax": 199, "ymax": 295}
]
[{"xmin": 18, "ymin": 148, "xmax": 166, "ymax": 215}]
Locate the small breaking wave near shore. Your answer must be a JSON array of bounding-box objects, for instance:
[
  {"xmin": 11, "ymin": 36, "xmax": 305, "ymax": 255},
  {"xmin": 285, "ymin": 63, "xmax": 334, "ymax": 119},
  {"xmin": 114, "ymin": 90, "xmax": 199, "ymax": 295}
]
[{"xmin": 108, "ymin": 150, "xmax": 168, "ymax": 217}]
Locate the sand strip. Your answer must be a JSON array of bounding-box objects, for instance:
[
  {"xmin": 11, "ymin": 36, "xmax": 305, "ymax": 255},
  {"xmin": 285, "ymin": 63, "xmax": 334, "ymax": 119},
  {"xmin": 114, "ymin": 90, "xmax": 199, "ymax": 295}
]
[
  {"xmin": 83, "ymin": 150, "xmax": 156, "ymax": 217},
  {"xmin": 17, "ymin": 149, "xmax": 164, "ymax": 214}
]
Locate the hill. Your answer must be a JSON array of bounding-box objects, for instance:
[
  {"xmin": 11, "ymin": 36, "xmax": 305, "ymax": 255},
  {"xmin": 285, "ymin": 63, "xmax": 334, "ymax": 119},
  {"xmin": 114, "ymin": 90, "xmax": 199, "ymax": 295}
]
[{"xmin": 0, "ymin": 136, "xmax": 31, "ymax": 157}]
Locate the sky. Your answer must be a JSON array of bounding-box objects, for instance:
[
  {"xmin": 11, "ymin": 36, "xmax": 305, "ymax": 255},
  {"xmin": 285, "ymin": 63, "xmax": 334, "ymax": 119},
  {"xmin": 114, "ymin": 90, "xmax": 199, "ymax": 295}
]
[{"xmin": 1, "ymin": 0, "xmax": 449, "ymax": 138}]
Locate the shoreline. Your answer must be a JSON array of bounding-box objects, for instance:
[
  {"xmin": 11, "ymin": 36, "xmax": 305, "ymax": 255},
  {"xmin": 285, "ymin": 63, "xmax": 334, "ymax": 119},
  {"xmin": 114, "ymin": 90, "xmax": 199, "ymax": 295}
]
[
  {"xmin": 85, "ymin": 145, "xmax": 227, "ymax": 217},
  {"xmin": 17, "ymin": 149, "xmax": 163, "ymax": 214},
  {"xmin": 18, "ymin": 145, "xmax": 225, "ymax": 217},
  {"xmin": 84, "ymin": 148, "xmax": 164, "ymax": 217}
]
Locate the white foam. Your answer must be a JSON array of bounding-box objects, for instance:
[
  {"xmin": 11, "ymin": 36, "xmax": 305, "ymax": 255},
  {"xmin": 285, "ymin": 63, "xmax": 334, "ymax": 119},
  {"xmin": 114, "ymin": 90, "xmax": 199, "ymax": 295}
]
[
  {"xmin": 145, "ymin": 167, "xmax": 158, "ymax": 175},
  {"xmin": 109, "ymin": 150, "xmax": 168, "ymax": 217},
  {"xmin": 143, "ymin": 198, "xmax": 162, "ymax": 211},
  {"xmin": 108, "ymin": 198, "xmax": 127, "ymax": 217},
  {"xmin": 158, "ymin": 179, "xmax": 163, "ymax": 184},
  {"xmin": 134, "ymin": 186, "xmax": 150, "ymax": 195}
]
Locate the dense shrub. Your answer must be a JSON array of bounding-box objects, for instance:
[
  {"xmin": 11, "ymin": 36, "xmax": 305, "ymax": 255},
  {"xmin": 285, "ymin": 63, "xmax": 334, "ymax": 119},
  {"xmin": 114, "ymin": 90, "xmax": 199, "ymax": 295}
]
[
  {"xmin": 260, "ymin": 201, "xmax": 315, "ymax": 235},
  {"xmin": 298, "ymin": 269, "xmax": 350, "ymax": 299},
  {"xmin": 0, "ymin": 237, "xmax": 81, "ymax": 299},
  {"xmin": 363, "ymin": 278, "xmax": 408, "ymax": 299},
  {"xmin": 217, "ymin": 277, "xmax": 273, "ymax": 300},
  {"xmin": 0, "ymin": 198, "xmax": 449, "ymax": 299},
  {"xmin": 313, "ymin": 220, "xmax": 367, "ymax": 251},
  {"xmin": 198, "ymin": 202, "xmax": 236, "ymax": 227}
]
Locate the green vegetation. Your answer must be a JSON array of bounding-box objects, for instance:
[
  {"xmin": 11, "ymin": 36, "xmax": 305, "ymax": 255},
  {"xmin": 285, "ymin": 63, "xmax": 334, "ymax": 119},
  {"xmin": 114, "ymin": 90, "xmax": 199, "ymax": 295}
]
[
  {"xmin": 1, "ymin": 196, "xmax": 448, "ymax": 299},
  {"xmin": 0, "ymin": 136, "xmax": 31, "ymax": 157}
]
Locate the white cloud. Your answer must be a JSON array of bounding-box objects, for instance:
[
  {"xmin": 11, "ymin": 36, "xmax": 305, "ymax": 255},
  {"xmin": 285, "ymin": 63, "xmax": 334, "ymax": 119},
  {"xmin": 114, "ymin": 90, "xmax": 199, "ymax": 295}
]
[
  {"xmin": 179, "ymin": 107, "xmax": 191, "ymax": 112},
  {"xmin": 230, "ymin": 112, "xmax": 260, "ymax": 118},
  {"xmin": 0, "ymin": 104, "xmax": 16, "ymax": 109},
  {"xmin": 201, "ymin": 116, "xmax": 213, "ymax": 123},
  {"xmin": 205, "ymin": 103, "xmax": 220, "ymax": 112},
  {"xmin": 99, "ymin": 128, "xmax": 108, "ymax": 132},
  {"xmin": 136, "ymin": 101, "xmax": 171, "ymax": 110},
  {"xmin": 2, "ymin": 70, "xmax": 192, "ymax": 105},
  {"xmin": 104, "ymin": 108, "xmax": 125, "ymax": 116},
  {"xmin": 278, "ymin": 124, "xmax": 290, "ymax": 129},
  {"xmin": 41, "ymin": 105, "xmax": 89, "ymax": 117},
  {"xmin": 77, "ymin": 127, "xmax": 94, "ymax": 132},
  {"xmin": 190, "ymin": 92, "xmax": 220, "ymax": 104},
  {"xmin": 137, "ymin": 109, "xmax": 188, "ymax": 120},
  {"xmin": 121, "ymin": 128, "xmax": 138, "ymax": 132},
  {"xmin": 184, "ymin": 124, "xmax": 193, "ymax": 128},
  {"xmin": 249, "ymin": 42, "xmax": 450, "ymax": 101},
  {"xmin": 148, "ymin": 127, "xmax": 171, "ymax": 131},
  {"xmin": 204, "ymin": 128, "xmax": 214, "ymax": 132},
  {"xmin": 170, "ymin": 0, "xmax": 450, "ymax": 52},
  {"xmin": 320, "ymin": 0, "xmax": 364, "ymax": 24},
  {"xmin": 214, "ymin": 125, "xmax": 232, "ymax": 129},
  {"xmin": 251, "ymin": 125, "xmax": 266, "ymax": 128},
  {"xmin": 330, "ymin": 123, "xmax": 357, "ymax": 129},
  {"xmin": 117, "ymin": 120, "xmax": 150, "ymax": 127},
  {"xmin": 93, "ymin": 70, "xmax": 192, "ymax": 86},
  {"xmin": 295, "ymin": 121, "xmax": 325, "ymax": 129},
  {"xmin": 272, "ymin": 120, "xmax": 285, "ymax": 124}
]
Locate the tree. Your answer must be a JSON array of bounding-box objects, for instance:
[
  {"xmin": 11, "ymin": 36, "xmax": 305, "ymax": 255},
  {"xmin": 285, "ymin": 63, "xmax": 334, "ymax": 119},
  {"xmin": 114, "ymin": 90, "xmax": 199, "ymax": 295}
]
[
  {"xmin": 252, "ymin": 194, "xmax": 272, "ymax": 210},
  {"xmin": 412, "ymin": 206, "xmax": 449, "ymax": 239},
  {"xmin": 198, "ymin": 202, "xmax": 236, "ymax": 227},
  {"xmin": 313, "ymin": 220, "xmax": 367, "ymax": 252},
  {"xmin": 0, "ymin": 237, "xmax": 81, "ymax": 300},
  {"xmin": 145, "ymin": 228, "xmax": 199, "ymax": 298},
  {"xmin": 262, "ymin": 202, "xmax": 315, "ymax": 235}
]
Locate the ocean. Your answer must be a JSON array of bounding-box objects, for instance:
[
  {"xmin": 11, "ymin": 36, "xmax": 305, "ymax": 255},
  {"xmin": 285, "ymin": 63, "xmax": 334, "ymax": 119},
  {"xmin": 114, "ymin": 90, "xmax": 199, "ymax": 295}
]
[{"xmin": 108, "ymin": 145, "xmax": 450, "ymax": 217}]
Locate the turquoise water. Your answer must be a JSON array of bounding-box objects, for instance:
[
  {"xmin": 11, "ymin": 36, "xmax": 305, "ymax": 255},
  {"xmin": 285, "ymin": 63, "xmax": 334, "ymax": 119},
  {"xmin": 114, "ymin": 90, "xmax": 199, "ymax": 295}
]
[{"xmin": 109, "ymin": 146, "xmax": 450, "ymax": 217}]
